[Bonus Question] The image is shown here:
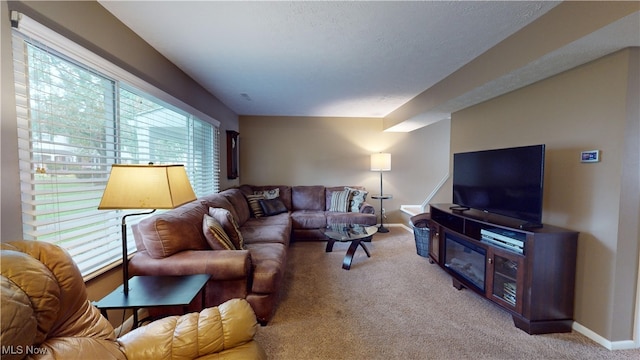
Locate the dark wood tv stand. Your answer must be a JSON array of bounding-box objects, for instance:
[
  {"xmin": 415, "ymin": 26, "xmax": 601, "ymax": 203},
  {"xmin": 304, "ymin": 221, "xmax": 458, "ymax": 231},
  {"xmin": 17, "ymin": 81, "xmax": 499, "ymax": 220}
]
[{"xmin": 428, "ymin": 204, "xmax": 579, "ymax": 334}]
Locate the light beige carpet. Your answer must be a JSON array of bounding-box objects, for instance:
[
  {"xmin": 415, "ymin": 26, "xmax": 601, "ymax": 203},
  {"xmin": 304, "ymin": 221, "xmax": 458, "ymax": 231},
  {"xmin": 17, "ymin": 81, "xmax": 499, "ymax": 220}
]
[{"xmin": 254, "ymin": 228, "xmax": 639, "ymax": 359}]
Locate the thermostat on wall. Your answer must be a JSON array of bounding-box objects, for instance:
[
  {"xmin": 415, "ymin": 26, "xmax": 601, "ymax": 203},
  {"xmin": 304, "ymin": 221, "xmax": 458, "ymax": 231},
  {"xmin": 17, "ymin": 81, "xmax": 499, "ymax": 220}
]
[{"xmin": 581, "ymin": 150, "xmax": 600, "ymax": 163}]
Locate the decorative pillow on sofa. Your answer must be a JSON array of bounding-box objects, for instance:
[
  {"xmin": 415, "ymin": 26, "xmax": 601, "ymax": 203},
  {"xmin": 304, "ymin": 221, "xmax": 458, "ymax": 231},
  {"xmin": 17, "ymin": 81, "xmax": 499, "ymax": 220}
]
[
  {"xmin": 329, "ymin": 189, "xmax": 352, "ymax": 212},
  {"xmin": 254, "ymin": 188, "xmax": 280, "ymax": 200},
  {"xmin": 203, "ymin": 214, "xmax": 236, "ymax": 250},
  {"xmin": 245, "ymin": 194, "xmax": 265, "ymax": 217},
  {"xmin": 345, "ymin": 187, "xmax": 368, "ymax": 212},
  {"xmin": 208, "ymin": 207, "xmax": 244, "ymax": 250},
  {"xmin": 258, "ymin": 198, "xmax": 288, "ymax": 216}
]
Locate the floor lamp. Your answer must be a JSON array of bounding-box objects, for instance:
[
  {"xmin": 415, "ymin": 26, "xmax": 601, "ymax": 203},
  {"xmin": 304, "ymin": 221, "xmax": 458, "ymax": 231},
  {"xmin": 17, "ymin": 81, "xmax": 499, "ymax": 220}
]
[
  {"xmin": 98, "ymin": 164, "xmax": 196, "ymax": 296},
  {"xmin": 371, "ymin": 153, "xmax": 391, "ymax": 233}
]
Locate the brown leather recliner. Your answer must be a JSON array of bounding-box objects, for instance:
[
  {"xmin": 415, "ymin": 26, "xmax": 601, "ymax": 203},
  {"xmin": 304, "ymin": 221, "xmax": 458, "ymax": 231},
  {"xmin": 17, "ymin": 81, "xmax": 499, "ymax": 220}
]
[{"xmin": 0, "ymin": 240, "xmax": 266, "ymax": 360}]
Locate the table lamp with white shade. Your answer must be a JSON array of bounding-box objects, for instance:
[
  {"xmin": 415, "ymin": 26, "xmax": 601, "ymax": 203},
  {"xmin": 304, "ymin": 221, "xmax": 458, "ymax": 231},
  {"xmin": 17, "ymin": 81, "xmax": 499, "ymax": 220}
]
[{"xmin": 98, "ymin": 164, "xmax": 196, "ymax": 296}]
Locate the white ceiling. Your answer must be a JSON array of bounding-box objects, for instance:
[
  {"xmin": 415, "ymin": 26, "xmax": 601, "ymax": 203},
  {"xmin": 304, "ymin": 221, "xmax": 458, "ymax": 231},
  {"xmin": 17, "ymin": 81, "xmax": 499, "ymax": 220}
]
[{"xmin": 98, "ymin": 1, "xmax": 639, "ymax": 128}]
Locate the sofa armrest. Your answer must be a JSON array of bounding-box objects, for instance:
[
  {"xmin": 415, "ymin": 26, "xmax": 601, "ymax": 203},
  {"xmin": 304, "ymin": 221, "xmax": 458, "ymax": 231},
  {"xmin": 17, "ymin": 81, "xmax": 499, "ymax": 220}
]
[
  {"xmin": 128, "ymin": 249, "xmax": 251, "ymax": 281},
  {"xmin": 360, "ymin": 202, "xmax": 375, "ymax": 214}
]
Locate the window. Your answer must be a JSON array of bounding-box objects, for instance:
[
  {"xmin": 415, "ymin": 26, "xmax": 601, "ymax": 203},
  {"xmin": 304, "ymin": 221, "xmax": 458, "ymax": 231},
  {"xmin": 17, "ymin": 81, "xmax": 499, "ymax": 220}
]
[{"xmin": 11, "ymin": 14, "xmax": 220, "ymax": 279}]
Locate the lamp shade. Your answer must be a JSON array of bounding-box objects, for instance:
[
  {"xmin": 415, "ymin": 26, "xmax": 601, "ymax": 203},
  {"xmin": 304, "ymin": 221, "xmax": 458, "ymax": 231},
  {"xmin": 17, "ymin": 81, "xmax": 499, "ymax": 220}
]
[
  {"xmin": 370, "ymin": 153, "xmax": 391, "ymax": 172},
  {"xmin": 98, "ymin": 164, "xmax": 196, "ymax": 209}
]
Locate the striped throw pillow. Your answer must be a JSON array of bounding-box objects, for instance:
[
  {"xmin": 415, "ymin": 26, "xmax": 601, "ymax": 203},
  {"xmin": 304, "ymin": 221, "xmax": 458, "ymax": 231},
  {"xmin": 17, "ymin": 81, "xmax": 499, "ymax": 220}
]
[
  {"xmin": 209, "ymin": 207, "xmax": 244, "ymax": 250},
  {"xmin": 203, "ymin": 214, "xmax": 236, "ymax": 250},
  {"xmin": 245, "ymin": 194, "xmax": 265, "ymax": 217},
  {"xmin": 329, "ymin": 189, "xmax": 352, "ymax": 212}
]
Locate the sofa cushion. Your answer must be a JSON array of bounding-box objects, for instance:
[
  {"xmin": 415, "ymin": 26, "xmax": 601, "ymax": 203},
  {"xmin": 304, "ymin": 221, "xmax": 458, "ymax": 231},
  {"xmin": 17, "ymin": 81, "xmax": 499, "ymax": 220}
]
[
  {"xmin": 290, "ymin": 210, "xmax": 327, "ymax": 229},
  {"xmin": 209, "ymin": 207, "xmax": 244, "ymax": 250},
  {"xmin": 221, "ymin": 188, "xmax": 251, "ymax": 225},
  {"xmin": 259, "ymin": 198, "xmax": 288, "ymax": 216},
  {"xmin": 244, "ymin": 213, "xmax": 291, "ymax": 227},
  {"xmin": 241, "ymin": 224, "xmax": 291, "ymax": 245},
  {"xmin": 326, "ymin": 211, "xmax": 377, "ymax": 226},
  {"xmin": 329, "ymin": 189, "xmax": 352, "ymax": 212},
  {"xmin": 243, "ymin": 243, "xmax": 287, "ymax": 294},
  {"xmin": 203, "ymin": 214, "xmax": 236, "ymax": 250},
  {"xmin": 136, "ymin": 202, "xmax": 209, "ymax": 259},
  {"xmin": 292, "ymin": 185, "xmax": 325, "ymax": 211}
]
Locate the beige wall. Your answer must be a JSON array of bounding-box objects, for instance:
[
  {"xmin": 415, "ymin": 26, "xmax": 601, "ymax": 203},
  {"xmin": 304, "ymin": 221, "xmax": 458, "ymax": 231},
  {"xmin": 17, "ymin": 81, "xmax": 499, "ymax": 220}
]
[
  {"xmin": 1, "ymin": 0, "xmax": 239, "ymax": 319},
  {"xmin": 450, "ymin": 49, "xmax": 639, "ymax": 342},
  {"xmin": 238, "ymin": 116, "xmax": 451, "ymax": 224}
]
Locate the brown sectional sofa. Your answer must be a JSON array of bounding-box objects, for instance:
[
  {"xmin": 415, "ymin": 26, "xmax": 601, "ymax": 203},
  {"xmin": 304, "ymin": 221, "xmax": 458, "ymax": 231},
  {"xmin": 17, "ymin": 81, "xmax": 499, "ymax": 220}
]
[{"xmin": 130, "ymin": 184, "xmax": 376, "ymax": 324}]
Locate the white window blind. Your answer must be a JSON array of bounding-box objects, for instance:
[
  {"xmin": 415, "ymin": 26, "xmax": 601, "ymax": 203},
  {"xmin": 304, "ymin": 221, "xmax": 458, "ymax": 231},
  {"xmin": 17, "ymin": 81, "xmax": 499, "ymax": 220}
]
[{"xmin": 11, "ymin": 13, "xmax": 220, "ymax": 279}]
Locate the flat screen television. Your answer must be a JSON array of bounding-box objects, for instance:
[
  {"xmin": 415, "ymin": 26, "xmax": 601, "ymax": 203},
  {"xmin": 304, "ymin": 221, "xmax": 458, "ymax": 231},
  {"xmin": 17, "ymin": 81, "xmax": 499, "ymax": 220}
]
[{"xmin": 452, "ymin": 144, "xmax": 545, "ymax": 226}]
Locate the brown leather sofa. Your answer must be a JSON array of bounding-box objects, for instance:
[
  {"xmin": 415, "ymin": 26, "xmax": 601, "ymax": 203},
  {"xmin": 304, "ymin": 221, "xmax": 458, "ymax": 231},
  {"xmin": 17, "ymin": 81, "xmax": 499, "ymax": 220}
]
[
  {"xmin": 130, "ymin": 185, "xmax": 375, "ymax": 325},
  {"xmin": 0, "ymin": 240, "xmax": 265, "ymax": 360}
]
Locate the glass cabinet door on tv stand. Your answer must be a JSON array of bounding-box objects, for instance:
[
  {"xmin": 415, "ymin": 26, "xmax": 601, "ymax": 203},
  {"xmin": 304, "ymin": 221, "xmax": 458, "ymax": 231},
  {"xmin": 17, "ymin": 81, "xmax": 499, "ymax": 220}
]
[
  {"xmin": 486, "ymin": 248, "xmax": 525, "ymax": 314},
  {"xmin": 428, "ymin": 222, "xmax": 440, "ymax": 264}
]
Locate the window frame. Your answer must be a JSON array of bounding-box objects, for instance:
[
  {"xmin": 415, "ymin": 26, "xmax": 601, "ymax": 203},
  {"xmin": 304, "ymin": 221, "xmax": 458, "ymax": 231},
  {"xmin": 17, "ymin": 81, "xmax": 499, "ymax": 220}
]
[{"xmin": 11, "ymin": 13, "xmax": 221, "ymax": 280}]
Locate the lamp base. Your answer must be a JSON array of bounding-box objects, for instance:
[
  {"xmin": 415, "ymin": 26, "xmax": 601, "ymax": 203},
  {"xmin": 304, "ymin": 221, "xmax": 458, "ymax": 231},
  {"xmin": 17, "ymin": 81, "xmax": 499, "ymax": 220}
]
[{"xmin": 378, "ymin": 225, "xmax": 390, "ymax": 233}]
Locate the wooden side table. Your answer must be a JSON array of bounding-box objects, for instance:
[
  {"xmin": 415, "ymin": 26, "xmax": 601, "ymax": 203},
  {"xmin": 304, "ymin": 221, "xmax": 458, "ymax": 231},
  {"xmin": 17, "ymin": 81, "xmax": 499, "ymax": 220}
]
[
  {"xmin": 371, "ymin": 194, "xmax": 392, "ymax": 233},
  {"xmin": 94, "ymin": 274, "xmax": 210, "ymax": 329}
]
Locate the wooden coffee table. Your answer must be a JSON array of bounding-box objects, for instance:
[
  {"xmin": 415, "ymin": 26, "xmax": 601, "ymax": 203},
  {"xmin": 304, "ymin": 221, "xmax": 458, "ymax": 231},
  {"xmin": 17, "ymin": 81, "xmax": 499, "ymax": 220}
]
[{"xmin": 323, "ymin": 224, "xmax": 378, "ymax": 270}]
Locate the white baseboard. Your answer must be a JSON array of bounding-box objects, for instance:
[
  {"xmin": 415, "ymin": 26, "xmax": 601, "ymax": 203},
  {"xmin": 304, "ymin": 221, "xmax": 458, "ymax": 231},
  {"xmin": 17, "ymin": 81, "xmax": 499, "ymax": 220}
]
[
  {"xmin": 572, "ymin": 319, "xmax": 638, "ymax": 350},
  {"xmin": 381, "ymin": 223, "xmax": 412, "ymax": 232}
]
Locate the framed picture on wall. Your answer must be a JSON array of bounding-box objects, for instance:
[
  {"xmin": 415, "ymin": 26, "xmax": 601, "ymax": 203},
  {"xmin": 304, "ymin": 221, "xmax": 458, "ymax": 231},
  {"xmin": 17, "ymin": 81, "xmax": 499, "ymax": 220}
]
[{"xmin": 226, "ymin": 130, "xmax": 239, "ymax": 179}]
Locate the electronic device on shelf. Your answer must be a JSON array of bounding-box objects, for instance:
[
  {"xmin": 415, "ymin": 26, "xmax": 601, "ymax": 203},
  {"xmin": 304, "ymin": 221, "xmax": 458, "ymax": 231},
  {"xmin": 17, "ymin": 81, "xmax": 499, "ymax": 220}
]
[{"xmin": 481, "ymin": 228, "xmax": 525, "ymax": 254}]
